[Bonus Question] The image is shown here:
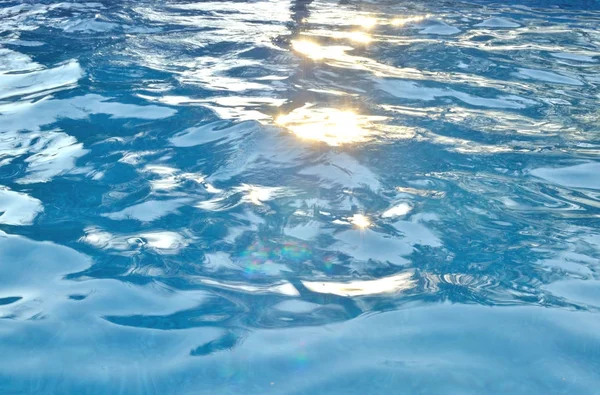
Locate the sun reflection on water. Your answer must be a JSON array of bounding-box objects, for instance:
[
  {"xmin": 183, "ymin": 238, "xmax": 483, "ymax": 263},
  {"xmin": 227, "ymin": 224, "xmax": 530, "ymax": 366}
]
[
  {"xmin": 345, "ymin": 31, "xmax": 372, "ymax": 44},
  {"xmin": 291, "ymin": 39, "xmax": 351, "ymax": 60},
  {"xmin": 275, "ymin": 105, "xmax": 385, "ymax": 146},
  {"xmin": 350, "ymin": 214, "xmax": 371, "ymax": 229},
  {"xmin": 353, "ymin": 16, "xmax": 377, "ymax": 29}
]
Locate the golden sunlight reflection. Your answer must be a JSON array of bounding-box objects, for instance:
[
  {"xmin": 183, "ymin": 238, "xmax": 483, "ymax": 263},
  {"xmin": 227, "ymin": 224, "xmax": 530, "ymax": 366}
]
[
  {"xmin": 346, "ymin": 31, "xmax": 372, "ymax": 44},
  {"xmin": 275, "ymin": 104, "xmax": 386, "ymax": 146},
  {"xmin": 350, "ymin": 214, "xmax": 371, "ymax": 229},
  {"xmin": 248, "ymin": 189, "xmax": 264, "ymax": 205},
  {"xmin": 291, "ymin": 40, "xmax": 351, "ymax": 61},
  {"xmin": 353, "ymin": 16, "xmax": 377, "ymax": 29},
  {"xmin": 291, "ymin": 40, "xmax": 325, "ymax": 60}
]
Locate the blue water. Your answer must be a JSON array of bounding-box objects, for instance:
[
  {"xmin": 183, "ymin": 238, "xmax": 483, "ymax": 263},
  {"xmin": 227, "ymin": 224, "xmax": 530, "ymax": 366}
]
[{"xmin": 1, "ymin": 0, "xmax": 600, "ymax": 393}]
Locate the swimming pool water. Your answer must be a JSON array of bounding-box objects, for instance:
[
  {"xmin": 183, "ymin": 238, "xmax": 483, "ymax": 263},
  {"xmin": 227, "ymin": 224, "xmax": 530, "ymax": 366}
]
[{"xmin": 1, "ymin": 0, "xmax": 600, "ymax": 393}]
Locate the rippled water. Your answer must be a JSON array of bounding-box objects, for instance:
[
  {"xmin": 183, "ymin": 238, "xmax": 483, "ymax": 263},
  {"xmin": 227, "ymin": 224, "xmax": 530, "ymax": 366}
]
[{"xmin": 1, "ymin": 0, "xmax": 600, "ymax": 393}]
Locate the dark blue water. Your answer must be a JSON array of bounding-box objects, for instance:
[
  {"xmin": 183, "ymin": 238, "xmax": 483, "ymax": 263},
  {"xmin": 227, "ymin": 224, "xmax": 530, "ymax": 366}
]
[{"xmin": 1, "ymin": 0, "xmax": 600, "ymax": 393}]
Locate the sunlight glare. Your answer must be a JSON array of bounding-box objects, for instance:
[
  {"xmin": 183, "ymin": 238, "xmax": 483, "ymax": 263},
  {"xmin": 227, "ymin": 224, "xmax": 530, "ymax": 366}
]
[
  {"xmin": 291, "ymin": 40, "xmax": 327, "ymax": 60},
  {"xmin": 353, "ymin": 16, "xmax": 377, "ymax": 29},
  {"xmin": 276, "ymin": 105, "xmax": 376, "ymax": 146},
  {"xmin": 350, "ymin": 214, "xmax": 371, "ymax": 229},
  {"xmin": 347, "ymin": 31, "xmax": 372, "ymax": 43}
]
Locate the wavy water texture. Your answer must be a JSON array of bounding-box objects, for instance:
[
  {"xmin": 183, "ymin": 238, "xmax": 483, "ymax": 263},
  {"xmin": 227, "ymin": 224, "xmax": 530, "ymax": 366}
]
[{"xmin": 0, "ymin": 0, "xmax": 599, "ymax": 393}]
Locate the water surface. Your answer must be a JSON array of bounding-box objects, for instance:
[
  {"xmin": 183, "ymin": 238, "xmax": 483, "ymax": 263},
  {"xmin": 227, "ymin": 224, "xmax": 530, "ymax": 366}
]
[{"xmin": 1, "ymin": 0, "xmax": 600, "ymax": 393}]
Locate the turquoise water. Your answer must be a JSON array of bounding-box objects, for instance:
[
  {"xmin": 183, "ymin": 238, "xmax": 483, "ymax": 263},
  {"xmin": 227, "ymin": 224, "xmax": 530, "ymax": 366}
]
[{"xmin": 1, "ymin": 0, "xmax": 600, "ymax": 393}]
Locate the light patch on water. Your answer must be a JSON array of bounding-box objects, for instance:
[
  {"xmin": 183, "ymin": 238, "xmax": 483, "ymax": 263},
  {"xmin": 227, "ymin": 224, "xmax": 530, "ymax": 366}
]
[
  {"xmin": 200, "ymin": 96, "xmax": 286, "ymax": 121},
  {"xmin": 382, "ymin": 203, "xmax": 412, "ymax": 219},
  {"xmin": 396, "ymin": 186, "xmax": 445, "ymax": 198},
  {"xmin": 302, "ymin": 271, "xmax": 416, "ymax": 297},
  {"xmin": 275, "ymin": 104, "xmax": 386, "ymax": 146},
  {"xmin": 324, "ymin": 31, "xmax": 373, "ymax": 44},
  {"xmin": 61, "ymin": 19, "xmax": 118, "ymax": 33},
  {"xmin": 13, "ymin": 131, "xmax": 88, "ymax": 184},
  {"xmin": 291, "ymin": 40, "xmax": 352, "ymax": 61},
  {"xmin": 0, "ymin": 60, "xmax": 82, "ymax": 100},
  {"xmin": 350, "ymin": 214, "xmax": 371, "ymax": 229},
  {"xmin": 237, "ymin": 184, "xmax": 286, "ymax": 206},
  {"xmin": 80, "ymin": 227, "xmax": 188, "ymax": 254},
  {"xmin": 119, "ymin": 151, "xmax": 161, "ymax": 166},
  {"xmin": 137, "ymin": 232, "xmax": 188, "ymax": 251},
  {"xmin": 80, "ymin": 227, "xmax": 127, "ymax": 250},
  {"xmin": 391, "ymin": 15, "xmax": 430, "ymax": 26},
  {"xmin": 199, "ymin": 278, "xmax": 300, "ymax": 296},
  {"xmin": 352, "ymin": 16, "xmax": 377, "ymax": 29},
  {"xmin": 144, "ymin": 165, "xmax": 205, "ymax": 192},
  {"xmin": 104, "ymin": 198, "xmax": 191, "ymax": 221},
  {"xmin": 425, "ymin": 132, "xmax": 518, "ymax": 154},
  {"xmin": 0, "ymin": 94, "xmax": 176, "ymax": 134},
  {"xmin": 0, "ymin": 48, "xmax": 41, "ymax": 72},
  {"xmin": 0, "ymin": 188, "xmax": 43, "ymax": 225},
  {"xmin": 197, "ymin": 184, "xmax": 291, "ymax": 211},
  {"xmin": 174, "ymin": 57, "xmax": 271, "ymax": 92}
]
